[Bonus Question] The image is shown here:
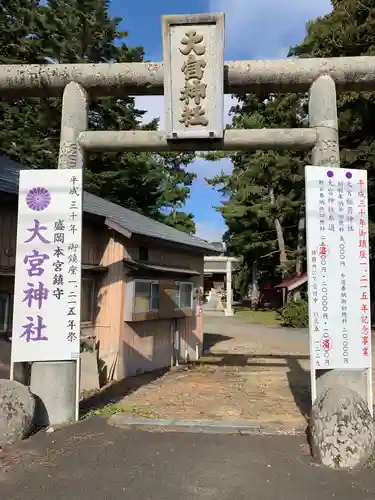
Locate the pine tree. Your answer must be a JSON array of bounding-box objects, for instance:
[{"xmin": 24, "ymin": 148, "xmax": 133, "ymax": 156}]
[
  {"xmin": 0, "ymin": 0, "xmax": 196, "ymax": 230},
  {"xmin": 208, "ymin": 93, "xmax": 307, "ymax": 292},
  {"xmin": 0, "ymin": 0, "xmax": 42, "ymax": 64},
  {"xmin": 154, "ymin": 152, "xmax": 196, "ymax": 232},
  {"xmin": 289, "ymin": 0, "xmax": 375, "ymax": 245}
]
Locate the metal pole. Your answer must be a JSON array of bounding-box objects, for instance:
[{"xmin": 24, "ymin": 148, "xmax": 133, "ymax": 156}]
[
  {"xmin": 29, "ymin": 82, "xmax": 88, "ymax": 426},
  {"xmin": 309, "ymin": 75, "xmax": 372, "ymax": 413}
]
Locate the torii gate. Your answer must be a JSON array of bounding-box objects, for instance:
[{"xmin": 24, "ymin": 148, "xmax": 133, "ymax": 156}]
[{"xmin": 2, "ymin": 12, "xmax": 375, "ymax": 467}]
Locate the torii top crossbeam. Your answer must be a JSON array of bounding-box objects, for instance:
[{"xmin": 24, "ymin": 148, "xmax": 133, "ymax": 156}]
[{"xmin": 2, "ymin": 56, "xmax": 375, "ymax": 98}]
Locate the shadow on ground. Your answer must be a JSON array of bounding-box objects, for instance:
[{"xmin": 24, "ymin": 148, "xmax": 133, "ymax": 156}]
[
  {"xmin": 79, "ymin": 367, "xmax": 169, "ymax": 417},
  {"xmin": 80, "ymin": 333, "xmax": 232, "ymax": 416},
  {"xmin": 285, "ymin": 358, "xmax": 311, "ymax": 419},
  {"xmin": 81, "ymin": 331, "xmax": 312, "ymax": 422},
  {"xmin": 202, "ymin": 331, "xmax": 311, "ymax": 420},
  {"xmin": 203, "ymin": 332, "xmax": 233, "ymax": 352}
]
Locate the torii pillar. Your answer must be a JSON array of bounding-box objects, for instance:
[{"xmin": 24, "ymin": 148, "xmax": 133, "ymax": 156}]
[{"xmin": 225, "ymin": 258, "xmax": 234, "ymax": 316}]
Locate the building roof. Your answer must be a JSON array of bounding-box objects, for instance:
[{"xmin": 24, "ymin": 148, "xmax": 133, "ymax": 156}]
[
  {"xmin": 275, "ymin": 273, "xmax": 308, "ymax": 291},
  {"xmin": 207, "ymin": 241, "xmax": 225, "ymax": 254},
  {"xmin": 0, "ymin": 155, "xmax": 218, "ymax": 253},
  {"xmin": 123, "ymin": 259, "xmax": 201, "ymax": 276}
]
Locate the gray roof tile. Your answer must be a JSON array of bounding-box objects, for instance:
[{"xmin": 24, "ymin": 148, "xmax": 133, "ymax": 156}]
[{"xmin": 0, "ymin": 155, "xmax": 218, "ymax": 253}]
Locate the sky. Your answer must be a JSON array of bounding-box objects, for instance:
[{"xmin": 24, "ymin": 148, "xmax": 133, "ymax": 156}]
[{"xmin": 109, "ymin": 0, "xmax": 333, "ymax": 242}]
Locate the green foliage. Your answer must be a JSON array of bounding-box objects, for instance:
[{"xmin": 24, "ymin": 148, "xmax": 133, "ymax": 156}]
[
  {"xmin": 234, "ymin": 307, "xmax": 280, "ymax": 326},
  {"xmin": 290, "ymin": 0, "xmax": 375, "ymax": 248},
  {"xmin": 160, "ymin": 211, "xmax": 196, "ymax": 234},
  {"xmin": 209, "ymin": 0, "xmax": 375, "ymax": 293},
  {"xmin": 83, "ymin": 402, "xmax": 155, "ymax": 419},
  {"xmin": 157, "ymin": 153, "xmax": 196, "ymax": 201},
  {"xmin": 0, "ymin": 0, "xmax": 196, "ymax": 232},
  {"xmin": 278, "ymin": 299, "xmax": 308, "ymax": 328},
  {"xmin": 208, "ymin": 92, "xmax": 308, "ymax": 290},
  {"xmin": 0, "ymin": 0, "xmax": 42, "ymax": 64}
]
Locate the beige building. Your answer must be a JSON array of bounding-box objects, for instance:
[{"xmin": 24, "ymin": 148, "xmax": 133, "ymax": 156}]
[{"xmin": 0, "ymin": 156, "xmax": 218, "ymax": 386}]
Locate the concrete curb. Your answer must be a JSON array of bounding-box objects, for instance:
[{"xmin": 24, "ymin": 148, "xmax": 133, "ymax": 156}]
[{"xmin": 108, "ymin": 414, "xmax": 306, "ymax": 436}]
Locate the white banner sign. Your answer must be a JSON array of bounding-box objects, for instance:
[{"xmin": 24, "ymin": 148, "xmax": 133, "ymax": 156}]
[
  {"xmin": 306, "ymin": 166, "xmax": 371, "ymax": 369},
  {"xmin": 11, "ymin": 169, "xmax": 82, "ymax": 363}
]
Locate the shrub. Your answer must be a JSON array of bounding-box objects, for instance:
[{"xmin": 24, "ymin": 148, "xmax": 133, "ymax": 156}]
[{"xmin": 279, "ymin": 299, "xmax": 308, "ymax": 328}]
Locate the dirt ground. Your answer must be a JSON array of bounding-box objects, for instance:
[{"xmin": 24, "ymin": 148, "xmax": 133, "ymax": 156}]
[
  {"xmin": 118, "ymin": 361, "xmax": 310, "ymax": 431},
  {"xmin": 82, "ymin": 316, "xmax": 311, "ymax": 432},
  {"xmin": 81, "ymin": 315, "xmax": 375, "ymax": 432}
]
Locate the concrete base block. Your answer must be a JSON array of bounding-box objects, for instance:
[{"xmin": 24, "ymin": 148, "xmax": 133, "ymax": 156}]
[
  {"xmin": 80, "ymin": 351, "xmax": 99, "ymax": 392},
  {"xmin": 30, "ymin": 361, "xmax": 77, "ymax": 426}
]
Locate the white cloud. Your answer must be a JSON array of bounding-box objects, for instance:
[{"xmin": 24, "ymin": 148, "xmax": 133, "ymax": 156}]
[
  {"xmin": 135, "ymin": 95, "xmax": 165, "ymax": 129},
  {"xmin": 187, "ymin": 156, "xmax": 232, "ymax": 181},
  {"xmin": 195, "ymin": 221, "xmax": 225, "ymax": 242},
  {"xmin": 208, "ymin": 0, "xmax": 332, "ymax": 59},
  {"xmin": 135, "ymin": 93, "xmax": 236, "ymax": 129},
  {"xmin": 135, "ymin": 94, "xmax": 236, "ymax": 179}
]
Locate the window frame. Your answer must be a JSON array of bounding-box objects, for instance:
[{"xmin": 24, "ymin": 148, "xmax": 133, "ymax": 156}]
[
  {"xmin": 174, "ymin": 281, "xmax": 193, "ymax": 309},
  {"xmin": 138, "ymin": 246, "xmax": 149, "ymax": 262},
  {"xmin": 133, "ymin": 279, "xmax": 160, "ymax": 314},
  {"xmin": 0, "ymin": 292, "xmax": 10, "ymax": 333},
  {"xmin": 81, "ymin": 277, "xmax": 95, "ymax": 323}
]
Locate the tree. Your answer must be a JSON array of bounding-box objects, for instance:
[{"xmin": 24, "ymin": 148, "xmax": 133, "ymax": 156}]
[
  {"xmin": 207, "ymin": 0, "xmax": 375, "ymax": 301},
  {"xmin": 0, "ymin": 0, "xmax": 196, "ymax": 230},
  {"xmin": 289, "ymin": 0, "xmax": 375, "ymax": 246},
  {"xmin": 154, "ymin": 152, "xmax": 196, "ymax": 233},
  {"xmin": 215, "ymin": 0, "xmax": 375, "ymax": 298},
  {"xmin": 0, "ymin": 0, "xmax": 42, "ymax": 64},
  {"xmin": 0, "ymin": 1, "xmax": 52, "ymax": 166},
  {"xmin": 161, "ymin": 210, "xmax": 196, "ymax": 234},
  {"xmin": 207, "ymin": 92, "xmax": 307, "ymax": 300}
]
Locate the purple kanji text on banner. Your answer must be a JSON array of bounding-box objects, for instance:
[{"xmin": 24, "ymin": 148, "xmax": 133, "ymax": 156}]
[{"xmin": 11, "ymin": 169, "xmax": 82, "ymax": 363}]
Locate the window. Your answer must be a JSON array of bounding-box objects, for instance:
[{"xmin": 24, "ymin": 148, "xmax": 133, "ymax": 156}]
[
  {"xmin": 150, "ymin": 282, "xmax": 160, "ymax": 311},
  {"xmin": 81, "ymin": 278, "xmax": 95, "ymax": 322},
  {"xmin": 174, "ymin": 282, "xmax": 193, "ymax": 309},
  {"xmin": 171, "ymin": 283, "xmax": 180, "ymax": 308},
  {"xmin": 138, "ymin": 247, "xmax": 149, "ymax": 261},
  {"xmin": 134, "ymin": 280, "xmax": 160, "ymax": 313},
  {"xmin": 0, "ymin": 293, "xmax": 10, "ymax": 333}
]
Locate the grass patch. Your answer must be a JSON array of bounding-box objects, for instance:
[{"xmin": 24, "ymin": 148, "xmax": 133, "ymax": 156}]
[
  {"xmin": 187, "ymin": 361, "xmax": 218, "ymax": 372},
  {"xmin": 234, "ymin": 307, "xmax": 280, "ymax": 326},
  {"xmin": 84, "ymin": 402, "xmax": 127, "ymax": 418},
  {"xmin": 83, "ymin": 403, "xmax": 156, "ymax": 419}
]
